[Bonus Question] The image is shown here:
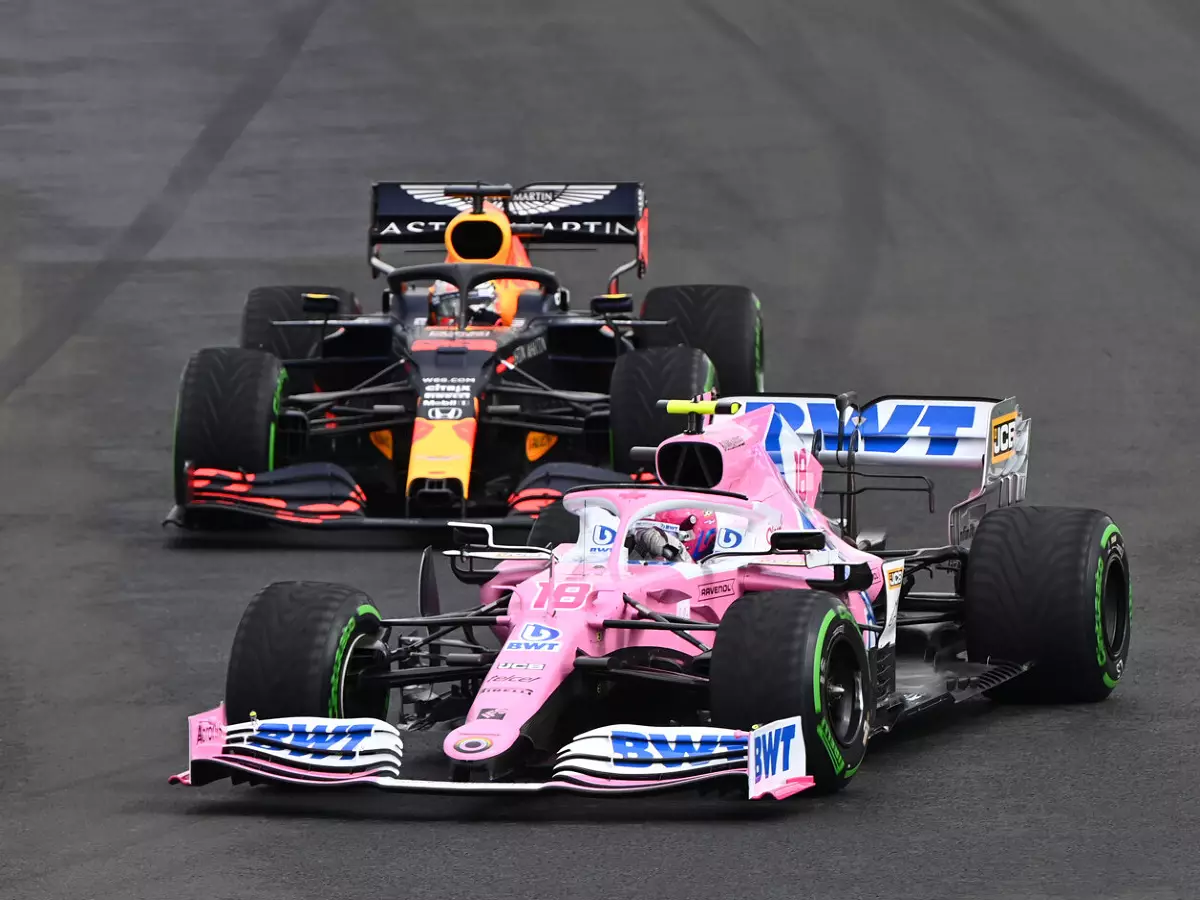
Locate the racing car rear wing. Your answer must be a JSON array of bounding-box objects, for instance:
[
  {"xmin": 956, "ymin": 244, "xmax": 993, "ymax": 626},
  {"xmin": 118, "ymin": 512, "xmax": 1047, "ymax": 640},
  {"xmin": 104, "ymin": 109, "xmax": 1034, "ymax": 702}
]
[
  {"xmin": 369, "ymin": 180, "xmax": 649, "ymax": 267},
  {"xmin": 722, "ymin": 393, "xmax": 1031, "ymax": 546}
]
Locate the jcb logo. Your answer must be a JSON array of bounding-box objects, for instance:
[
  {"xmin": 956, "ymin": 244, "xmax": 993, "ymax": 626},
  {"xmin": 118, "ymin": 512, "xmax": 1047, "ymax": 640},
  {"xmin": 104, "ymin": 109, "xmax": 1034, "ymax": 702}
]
[
  {"xmin": 991, "ymin": 413, "xmax": 1018, "ymax": 464},
  {"xmin": 887, "ymin": 568, "xmax": 904, "ymax": 588}
]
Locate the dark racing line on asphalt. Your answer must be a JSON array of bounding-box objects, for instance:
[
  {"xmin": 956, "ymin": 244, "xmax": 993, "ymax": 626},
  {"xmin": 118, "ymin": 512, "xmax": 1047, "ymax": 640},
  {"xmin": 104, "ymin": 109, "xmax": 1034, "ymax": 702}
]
[
  {"xmin": 0, "ymin": 0, "xmax": 331, "ymax": 402},
  {"xmin": 3, "ymin": 1, "xmax": 1200, "ymax": 898}
]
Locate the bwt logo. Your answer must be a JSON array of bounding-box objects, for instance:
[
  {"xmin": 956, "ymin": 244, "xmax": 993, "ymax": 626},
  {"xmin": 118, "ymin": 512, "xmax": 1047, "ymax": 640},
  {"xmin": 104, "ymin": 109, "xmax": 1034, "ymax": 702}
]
[
  {"xmin": 249, "ymin": 723, "xmax": 370, "ymax": 758},
  {"xmin": 505, "ymin": 622, "xmax": 563, "ymax": 652},
  {"xmin": 592, "ymin": 524, "xmax": 616, "ymax": 546},
  {"xmin": 610, "ymin": 732, "xmax": 746, "ymax": 768},
  {"xmin": 717, "ymin": 527, "xmax": 743, "ymax": 549},
  {"xmin": 751, "ymin": 400, "xmax": 979, "ymax": 456},
  {"xmin": 753, "ymin": 722, "xmax": 798, "ymax": 783}
]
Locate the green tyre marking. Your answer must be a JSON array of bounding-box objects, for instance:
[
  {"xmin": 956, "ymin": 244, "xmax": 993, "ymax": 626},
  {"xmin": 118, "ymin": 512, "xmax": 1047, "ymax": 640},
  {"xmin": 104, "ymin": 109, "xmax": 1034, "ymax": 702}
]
[
  {"xmin": 1100, "ymin": 522, "xmax": 1121, "ymax": 548},
  {"xmin": 816, "ymin": 718, "xmax": 846, "ymax": 776},
  {"xmin": 812, "ymin": 608, "xmax": 837, "ymax": 716},
  {"xmin": 1093, "ymin": 554, "xmax": 1107, "ymax": 668},
  {"xmin": 269, "ymin": 368, "xmax": 288, "ymax": 471},
  {"xmin": 328, "ymin": 603, "xmax": 382, "ymax": 716},
  {"xmin": 754, "ymin": 315, "xmax": 764, "ymax": 392},
  {"xmin": 703, "ymin": 357, "xmax": 716, "ymax": 393},
  {"xmin": 1095, "ymin": 522, "xmax": 1126, "ymax": 686},
  {"xmin": 812, "ymin": 604, "xmax": 862, "ymax": 777}
]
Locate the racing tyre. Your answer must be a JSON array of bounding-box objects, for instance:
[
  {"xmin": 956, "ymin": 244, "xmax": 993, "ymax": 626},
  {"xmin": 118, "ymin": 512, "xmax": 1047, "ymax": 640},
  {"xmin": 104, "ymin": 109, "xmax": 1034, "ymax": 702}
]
[
  {"xmin": 241, "ymin": 285, "xmax": 359, "ymax": 392},
  {"xmin": 608, "ymin": 346, "xmax": 716, "ymax": 473},
  {"xmin": 964, "ymin": 506, "xmax": 1131, "ymax": 703},
  {"xmin": 710, "ymin": 590, "xmax": 872, "ymax": 794},
  {"xmin": 642, "ymin": 284, "xmax": 763, "ymax": 394},
  {"xmin": 225, "ymin": 581, "xmax": 389, "ymax": 725},
  {"xmin": 172, "ymin": 347, "xmax": 284, "ymax": 505}
]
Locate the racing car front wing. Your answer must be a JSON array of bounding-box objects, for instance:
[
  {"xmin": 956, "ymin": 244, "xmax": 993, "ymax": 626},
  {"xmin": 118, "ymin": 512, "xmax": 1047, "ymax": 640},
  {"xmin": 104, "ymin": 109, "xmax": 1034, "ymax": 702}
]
[
  {"xmin": 169, "ymin": 705, "xmax": 816, "ymax": 801},
  {"xmin": 164, "ymin": 462, "xmax": 538, "ymax": 532}
]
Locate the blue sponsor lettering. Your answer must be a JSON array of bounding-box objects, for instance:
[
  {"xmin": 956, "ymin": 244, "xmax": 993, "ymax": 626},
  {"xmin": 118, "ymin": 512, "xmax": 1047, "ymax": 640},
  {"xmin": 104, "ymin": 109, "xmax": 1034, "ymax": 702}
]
[
  {"xmin": 251, "ymin": 722, "xmax": 371, "ymax": 758},
  {"xmin": 748, "ymin": 400, "xmax": 977, "ymax": 457},
  {"xmin": 854, "ymin": 403, "xmax": 923, "ymax": 453},
  {"xmin": 506, "ymin": 622, "xmax": 563, "ymax": 652},
  {"xmin": 610, "ymin": 731, "xmax": 746, "ymax": 768},
  {"xmin": 916, "ymin": 404, "xmax": 977, "ymax": 456},
  {"xmin": 752, "ymin": 723, "xmax": 797, "ymax": 783}
]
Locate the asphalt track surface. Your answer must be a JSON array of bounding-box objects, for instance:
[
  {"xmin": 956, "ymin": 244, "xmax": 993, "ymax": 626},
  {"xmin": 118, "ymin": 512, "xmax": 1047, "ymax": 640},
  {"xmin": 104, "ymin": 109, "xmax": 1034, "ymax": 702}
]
[{"xmin": 3, "ymin": 2, "xmax": 1200, "ymax": 898}]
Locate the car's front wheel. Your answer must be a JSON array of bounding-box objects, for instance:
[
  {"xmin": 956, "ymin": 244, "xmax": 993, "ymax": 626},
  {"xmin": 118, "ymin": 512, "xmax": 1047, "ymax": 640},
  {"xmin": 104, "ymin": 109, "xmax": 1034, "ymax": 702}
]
[
  {"xmin": 709, "ymin": 590, "xmax": 873, "ymax": 794},
  {"xmin": 172, "ymin": 347, "xmax": 284, "ymax": 506},
  {"xmin": 224, "ymin": 581, "xmax": 390, "ymax": 725}
]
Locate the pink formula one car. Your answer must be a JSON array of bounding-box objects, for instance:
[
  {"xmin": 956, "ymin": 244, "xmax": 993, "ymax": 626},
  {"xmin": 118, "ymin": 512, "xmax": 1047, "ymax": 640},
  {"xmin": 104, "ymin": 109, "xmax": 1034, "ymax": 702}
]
[{"xmin": 171, "ymin": 392, "xmax": 1132, "ymax": 800}]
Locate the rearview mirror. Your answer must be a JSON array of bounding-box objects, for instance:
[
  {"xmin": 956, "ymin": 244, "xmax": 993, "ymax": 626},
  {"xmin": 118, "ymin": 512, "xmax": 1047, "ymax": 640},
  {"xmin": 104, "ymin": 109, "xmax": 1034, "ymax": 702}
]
[
  {"xmin": 770, "ymin": 530, "xmax": 827, "ymax": 552},
  {"xmin": 590, "ymin": 293, "xmax": 633, "ymax": 315},
  {"xmin": 449, "ymin": 521, "xmax": 496, "ymax": 548},
  {"xmin": 629, "ymin": 446, "xmax": 657, "ymax": 464}
]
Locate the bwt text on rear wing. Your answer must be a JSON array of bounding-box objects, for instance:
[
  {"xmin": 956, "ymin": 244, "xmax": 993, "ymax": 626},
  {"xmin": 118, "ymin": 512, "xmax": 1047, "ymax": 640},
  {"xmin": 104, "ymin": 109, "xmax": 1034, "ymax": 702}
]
[
  {"xmin": 724, "ymin": 393, "xmax": 1032, "ymax": 546},
  {"xmin": 368, "ymin": 180, "xmax": 649, "ymax": 271}
]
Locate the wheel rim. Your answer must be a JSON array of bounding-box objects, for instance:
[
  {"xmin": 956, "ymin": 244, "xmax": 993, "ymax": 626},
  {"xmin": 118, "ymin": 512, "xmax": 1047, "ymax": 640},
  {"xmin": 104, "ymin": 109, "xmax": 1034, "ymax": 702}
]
[
  {"xmin": 339, "ymin": 633, "xmax": 390, "ymax": 720},
  {"xmin": 823, "ymin": 637, "xmax": 865, "ymax": 745},
  {"xmin": 1101, "ymin": 559, "xmax": 1128, "ymax": 655}
]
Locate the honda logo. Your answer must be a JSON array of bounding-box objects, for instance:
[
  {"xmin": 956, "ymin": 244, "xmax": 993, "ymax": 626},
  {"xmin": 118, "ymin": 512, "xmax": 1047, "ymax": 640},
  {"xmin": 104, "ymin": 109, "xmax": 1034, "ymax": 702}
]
[{"xmin": 426, "ymin": 406, "xmax": 464, "ymax": 420}]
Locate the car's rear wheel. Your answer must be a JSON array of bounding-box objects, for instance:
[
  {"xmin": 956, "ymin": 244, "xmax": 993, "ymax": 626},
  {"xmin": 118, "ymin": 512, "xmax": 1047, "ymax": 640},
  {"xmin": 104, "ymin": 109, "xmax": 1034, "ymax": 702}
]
[
  {"xmin": 964, "ymin": 506, "xmax": 1132, "ymax": 703},
  {"xmin": 710, "ymin": 590, "xmax": 872, "ymax": 794},
  {"xmin": 608, "ymin": 346, "xmax": 716, "ymax": 473},
  {"xmin": 641, "ymin": 284, "xmax": 763, "ymax": 394},
  {"xmin": 224, "ymin": 581, "xmax": 390, "ymax": 725},
  {"xmin": 172, "ymin": 347, "xmax": 284, "ymax": 505},
  {"xmin": 241, "ymin": 285, "xmax": 359, "ymax": 393}
]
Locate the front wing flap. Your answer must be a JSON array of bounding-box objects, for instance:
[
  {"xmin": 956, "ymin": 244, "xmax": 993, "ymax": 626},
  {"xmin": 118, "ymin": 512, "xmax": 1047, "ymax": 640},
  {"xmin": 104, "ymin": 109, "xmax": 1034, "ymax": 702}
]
[
  {"xmin": 169, "ymin": 705, "xmax": 814, "ymax": 800},
  {"xmin": 165, "ymin": 462, "xmax": 535, "ymax": 531}
]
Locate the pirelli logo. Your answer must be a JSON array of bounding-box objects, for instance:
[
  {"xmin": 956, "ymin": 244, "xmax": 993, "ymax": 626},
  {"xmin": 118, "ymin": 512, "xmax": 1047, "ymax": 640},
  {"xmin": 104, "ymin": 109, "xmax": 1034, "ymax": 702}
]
[{"xmin": 991, "ymin": 411, "xmax": 1018, "ymax": 465}]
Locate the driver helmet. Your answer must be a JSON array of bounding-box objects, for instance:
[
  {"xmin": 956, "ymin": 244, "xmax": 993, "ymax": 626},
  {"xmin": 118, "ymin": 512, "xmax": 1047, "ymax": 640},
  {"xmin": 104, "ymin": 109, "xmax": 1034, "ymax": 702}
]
[
  {"xmin": 631, "ymin": 508, "xmax": 718, "ymax": 561},
  {"xmin": 428, "ymin": 280, "xmax": 502, "ymax": 327}
]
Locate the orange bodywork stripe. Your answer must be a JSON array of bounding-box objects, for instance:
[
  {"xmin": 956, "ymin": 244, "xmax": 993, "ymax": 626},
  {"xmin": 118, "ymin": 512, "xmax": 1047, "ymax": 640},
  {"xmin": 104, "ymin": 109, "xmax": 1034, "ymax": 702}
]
[
  {"xmin": 193, "ymin": 492, "xmax": 287, "ymax": 509},
  {"xmin": 193, "ymin": 468, "xmax": 254, "ymax": 481},
  {"xmin": 297, "ymin": 500, "xmax": 362, "ymax": 513}
]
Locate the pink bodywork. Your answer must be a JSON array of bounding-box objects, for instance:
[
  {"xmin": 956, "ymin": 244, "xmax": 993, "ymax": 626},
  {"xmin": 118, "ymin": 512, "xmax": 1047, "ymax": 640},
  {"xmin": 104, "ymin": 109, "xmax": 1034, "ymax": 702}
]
[{"xmin": 442, "ymin": 404, "xmax": 884, "ymax": 765}]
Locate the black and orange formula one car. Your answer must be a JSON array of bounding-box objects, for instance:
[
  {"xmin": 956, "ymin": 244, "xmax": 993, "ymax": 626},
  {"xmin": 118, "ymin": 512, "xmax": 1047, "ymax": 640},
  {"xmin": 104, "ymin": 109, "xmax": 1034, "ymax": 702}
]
[{"xmin": 166, "ymin": 182, "xmax": 765, "ymax": 533}]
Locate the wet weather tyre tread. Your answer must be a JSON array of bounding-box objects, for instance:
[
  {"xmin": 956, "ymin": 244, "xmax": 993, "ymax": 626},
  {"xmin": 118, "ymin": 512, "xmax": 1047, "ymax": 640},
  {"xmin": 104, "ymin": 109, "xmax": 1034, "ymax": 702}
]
[
  {"xmin": 172, "ymin": 347, "xmax": 282, "ymax": 505},
  {"xmin": 240, "ymin": 285, "xmax": 358, "ymax": 360},
  {"xmin": 224, "ymin": 581, "xmax": 386, "ymax": 725},
  {"xmin": 710, "ymin": 590, "xmax": 872, "ymax": 793},
  {"xmin": 642, "ymin": 284, "xmax": 763, "ymax": 395},
  {"xmin": 608, "ymin": 346, "xmax": 715, "ymax": 473},
  {"xmin": 964, "ymin": 505, "xmax": 1131, "ymax": 703}
]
